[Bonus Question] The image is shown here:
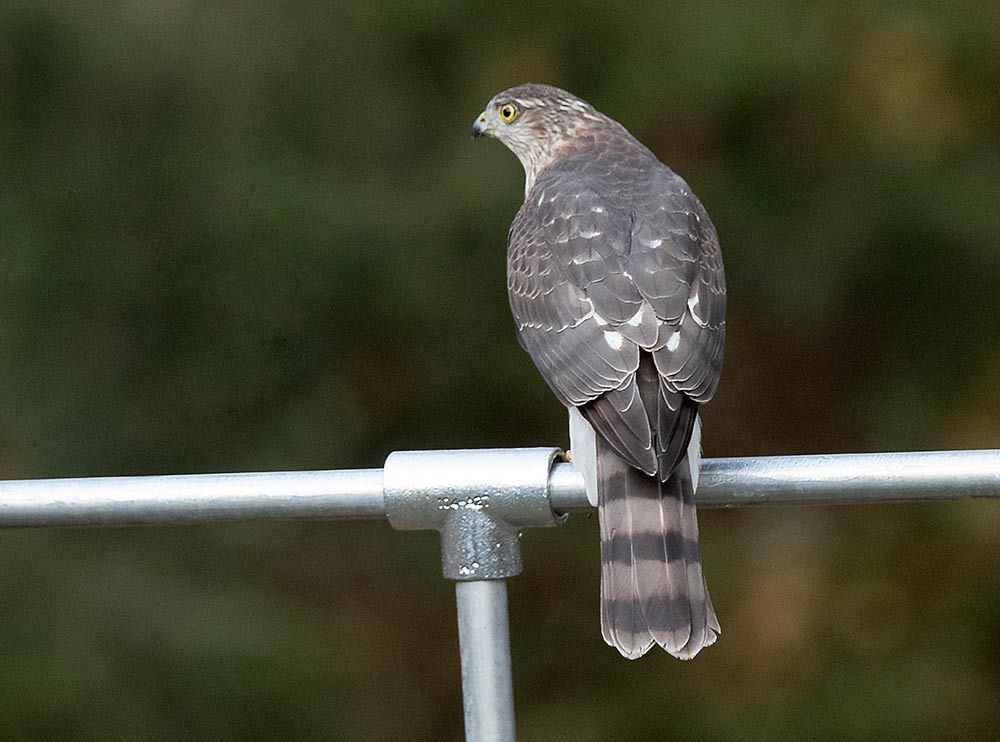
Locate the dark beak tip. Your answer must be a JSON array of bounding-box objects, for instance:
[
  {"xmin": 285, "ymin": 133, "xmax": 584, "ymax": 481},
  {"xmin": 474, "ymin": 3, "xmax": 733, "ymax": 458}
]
[{"xmin": 471, "ymin": 119, "xmax": 487, "ymax": 140}]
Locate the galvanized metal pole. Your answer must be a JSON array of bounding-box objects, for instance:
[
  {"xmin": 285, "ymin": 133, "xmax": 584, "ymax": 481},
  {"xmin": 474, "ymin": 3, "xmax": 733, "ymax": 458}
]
[
  {"xmin": 0, "ymin": 468, "xmax": 385, "ymax": 526},
  {"xmin": 455, "ymin": 580, "xmax": 516, "ymax": 742},
  {"xmin": 545, "ymin": 448, "xmax": 1000, "ymax": 511},
  {"xmin": 383, "ymin": 448, "xmax": 565, "ymax": 742},
  {"xmin": 2, "ymin": 450, "xmax": 999, "ymax": 527}
]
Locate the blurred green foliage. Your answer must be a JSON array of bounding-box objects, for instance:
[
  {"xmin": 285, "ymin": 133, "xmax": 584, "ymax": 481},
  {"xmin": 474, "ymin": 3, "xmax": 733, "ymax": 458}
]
[{"xmin": 1, "ymin": 1, "xmax": 1000, "ymax": 739}]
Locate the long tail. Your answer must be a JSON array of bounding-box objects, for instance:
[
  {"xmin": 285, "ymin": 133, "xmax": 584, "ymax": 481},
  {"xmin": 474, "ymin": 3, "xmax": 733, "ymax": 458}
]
[{"xmin": 597, "ymin": 435, "xmax": 719, "ymax": 660}]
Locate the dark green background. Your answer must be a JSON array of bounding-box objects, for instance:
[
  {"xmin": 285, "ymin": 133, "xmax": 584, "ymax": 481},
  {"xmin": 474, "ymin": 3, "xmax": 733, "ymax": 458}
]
[{"xmin": 2, "ymin": 1, "xmax": 1000, "ymax": 739}]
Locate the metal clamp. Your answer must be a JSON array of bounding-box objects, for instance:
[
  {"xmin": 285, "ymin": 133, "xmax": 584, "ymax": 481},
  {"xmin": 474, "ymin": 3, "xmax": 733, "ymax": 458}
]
[{"xmin": 383, "ymin": 447, "xmax": 566, "ymax": 580}]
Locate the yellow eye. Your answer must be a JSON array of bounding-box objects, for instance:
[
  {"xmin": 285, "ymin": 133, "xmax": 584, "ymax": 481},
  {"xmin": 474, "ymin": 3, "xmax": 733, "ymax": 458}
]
[{"xmin": 498, "ymin": 103, "xmax": 517, "ymax": 123}]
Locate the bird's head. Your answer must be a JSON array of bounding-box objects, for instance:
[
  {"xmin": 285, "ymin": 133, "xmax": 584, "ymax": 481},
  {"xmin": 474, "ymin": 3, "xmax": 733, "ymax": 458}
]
[{"xmin": 473, "ymin": 83, "xmax": 600, "ymax": 194}]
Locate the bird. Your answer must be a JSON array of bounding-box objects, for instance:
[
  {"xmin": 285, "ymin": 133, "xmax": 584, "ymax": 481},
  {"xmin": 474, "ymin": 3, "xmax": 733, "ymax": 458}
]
[{"xmin": 472, "ymin": 84, "xmax": 726, "ymax": 659}]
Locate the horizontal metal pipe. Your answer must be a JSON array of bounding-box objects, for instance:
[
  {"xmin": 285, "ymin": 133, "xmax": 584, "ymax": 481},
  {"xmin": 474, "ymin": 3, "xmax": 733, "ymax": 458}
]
[
  {"xmin": 701, "ymin": 449, "xmax": 1000, "ymax": 507},
  {"xmin": 0, "ymin": 449, "xmax": 998, "ymax": 527},
  {"xmin": 548, "ymin": 449, "xmax": 1000, "ymax": 510},
  {"xmin": 0, "ymin": 469, "xmax": 385, "ymax": 527}
]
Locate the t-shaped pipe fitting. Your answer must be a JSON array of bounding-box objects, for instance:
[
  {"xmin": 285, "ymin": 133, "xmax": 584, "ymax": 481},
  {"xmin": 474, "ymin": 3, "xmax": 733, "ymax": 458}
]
[{"xmin": 383, "ymin": 448, "xmax": 567, "ymax": 580}]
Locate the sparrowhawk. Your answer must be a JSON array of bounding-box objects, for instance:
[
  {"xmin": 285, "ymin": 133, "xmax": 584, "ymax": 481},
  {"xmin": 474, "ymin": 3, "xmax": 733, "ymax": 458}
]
[{"xmin": 473, "ymin": 84, "xmax": 726, "ymax": 659}]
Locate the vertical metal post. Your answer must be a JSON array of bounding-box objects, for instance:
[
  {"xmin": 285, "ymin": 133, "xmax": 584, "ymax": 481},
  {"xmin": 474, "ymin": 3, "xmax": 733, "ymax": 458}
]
[
  {"xmin": 455, "ymin": 580, "xmax": 516, "ymax": 742},
  {"xmin": 383, "ymin": 448, "xmax": 566, "ymax": 742}
]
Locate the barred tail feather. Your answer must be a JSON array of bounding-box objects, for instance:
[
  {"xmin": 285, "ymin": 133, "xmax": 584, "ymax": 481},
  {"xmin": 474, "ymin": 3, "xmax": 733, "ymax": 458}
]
[
  {"xmin": 597, "ymin": 435, "xmax": 719, "ymax": 660},
  {"xmin": 598, "ymin": 446, "xmax": 655, "ymax": 658}
]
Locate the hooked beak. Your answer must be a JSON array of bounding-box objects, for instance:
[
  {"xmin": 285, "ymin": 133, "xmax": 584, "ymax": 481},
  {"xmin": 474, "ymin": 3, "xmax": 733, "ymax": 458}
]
[{"xmin": 471, "ymin": 112, "xmax": 488, "ymax": 140}]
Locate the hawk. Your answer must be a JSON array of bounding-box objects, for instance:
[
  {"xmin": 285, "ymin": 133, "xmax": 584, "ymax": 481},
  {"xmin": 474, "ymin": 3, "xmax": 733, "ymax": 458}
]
[{"xmin": 473, "ymin": 84, "xmax": 726, "ymax": 659}]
